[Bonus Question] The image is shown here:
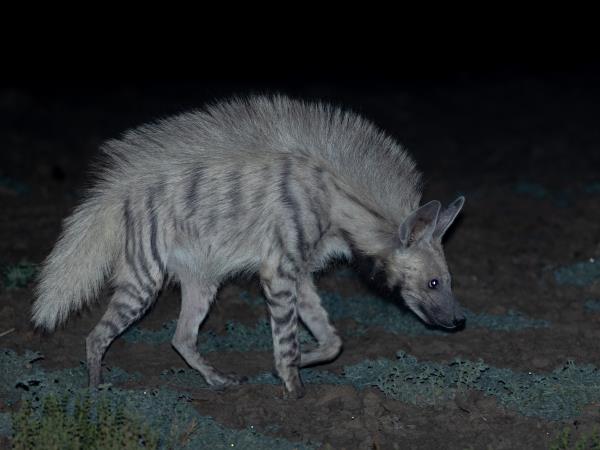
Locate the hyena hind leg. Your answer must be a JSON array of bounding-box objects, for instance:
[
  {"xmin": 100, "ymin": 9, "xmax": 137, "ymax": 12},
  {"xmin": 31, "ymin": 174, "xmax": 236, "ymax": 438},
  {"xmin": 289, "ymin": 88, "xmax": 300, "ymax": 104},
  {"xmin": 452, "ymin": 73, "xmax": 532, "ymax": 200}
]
[
  {"xmin": 297, "ymin": 278, "xmax": 342, "ymax": 367},
  {"xmin": 171, "ymin": 277, "xmax": 245, "ymax": 388},
  {"xmin": 261, "ymin": 263, "xmax": 304, "ymax": 399},
  {"xmin": 86, "ymin": 283, "xmax": 160, "ymax": 387}
]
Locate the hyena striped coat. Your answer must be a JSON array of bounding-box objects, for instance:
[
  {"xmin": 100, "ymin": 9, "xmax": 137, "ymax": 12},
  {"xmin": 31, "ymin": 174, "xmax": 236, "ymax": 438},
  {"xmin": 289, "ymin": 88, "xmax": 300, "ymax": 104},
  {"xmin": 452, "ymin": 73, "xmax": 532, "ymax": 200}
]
[{"xmin": 32, "ymin": 95, "xmax": 465, "ymax": 398}]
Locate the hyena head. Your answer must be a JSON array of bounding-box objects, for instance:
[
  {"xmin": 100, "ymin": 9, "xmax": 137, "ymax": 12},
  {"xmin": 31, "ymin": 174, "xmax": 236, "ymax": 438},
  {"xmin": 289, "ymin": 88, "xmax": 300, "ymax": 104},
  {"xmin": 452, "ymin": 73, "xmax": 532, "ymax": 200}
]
[{"xmin": 384, "ymin": 196, "xmax": 465, "ymax": 329}]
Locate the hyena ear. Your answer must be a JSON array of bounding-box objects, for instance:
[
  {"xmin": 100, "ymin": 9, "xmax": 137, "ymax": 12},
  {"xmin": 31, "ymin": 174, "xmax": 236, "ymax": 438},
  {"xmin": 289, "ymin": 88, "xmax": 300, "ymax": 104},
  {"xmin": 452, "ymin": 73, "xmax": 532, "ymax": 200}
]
[
  {"xmin": 433, "ymin": 196, "xmax": 465, "ymax": 240},
  {"xmin": 399, "ymin": 200, "xmax": 441, "ymax": 247}
]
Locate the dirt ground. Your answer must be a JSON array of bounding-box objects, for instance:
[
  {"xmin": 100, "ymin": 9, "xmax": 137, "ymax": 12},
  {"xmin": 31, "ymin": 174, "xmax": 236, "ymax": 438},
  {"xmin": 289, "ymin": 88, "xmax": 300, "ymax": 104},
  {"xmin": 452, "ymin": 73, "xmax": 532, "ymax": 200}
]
[{"xmin": 1, "ymin": 75, "xmax": 600, "ymax": 449}]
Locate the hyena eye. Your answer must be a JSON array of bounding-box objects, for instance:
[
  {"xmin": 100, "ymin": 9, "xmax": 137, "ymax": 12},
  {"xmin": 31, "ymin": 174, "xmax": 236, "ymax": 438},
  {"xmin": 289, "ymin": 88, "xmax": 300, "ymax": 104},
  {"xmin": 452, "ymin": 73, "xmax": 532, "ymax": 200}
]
[{"xmin": 428, "ymin": 279, "xmax": 439, "ymax": 289}]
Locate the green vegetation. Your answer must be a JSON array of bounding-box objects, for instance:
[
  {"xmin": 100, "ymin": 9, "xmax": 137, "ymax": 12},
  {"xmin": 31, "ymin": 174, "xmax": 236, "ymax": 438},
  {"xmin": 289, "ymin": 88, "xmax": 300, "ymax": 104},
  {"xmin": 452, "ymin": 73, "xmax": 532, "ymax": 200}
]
[
  {"xmin": 0, "ymin": 350, "xmax": 316, "ymax": 449},
  {"xmin": 2, "ymin": 260, "xmax": 37, "ymax": 289},
  {"xmin": 11, "ymin": 394, "xmax": 159, "ymax": 450},
  {"xmin": 344, "ymin": 353, "xmax": 600, "ymax": 420},
  {"xmin": 555, "ymin": 258, "xmax": 600, "ymax": 286},
  {"xmin": 550, "ymin": 426, "xmax": 600, "ymax": 450},
  {"xmin": 5, "ymin": 343, "xmax": 600, "ymax": 446},
  {"xmin": 159, "ymin": 349, "xmax": 600, "ymax": 421}
]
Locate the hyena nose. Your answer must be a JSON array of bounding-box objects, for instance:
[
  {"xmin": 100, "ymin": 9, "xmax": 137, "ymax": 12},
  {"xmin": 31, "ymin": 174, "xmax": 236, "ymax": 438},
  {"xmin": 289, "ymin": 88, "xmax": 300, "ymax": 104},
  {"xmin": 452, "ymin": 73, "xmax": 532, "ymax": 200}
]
[{"xmin": 453, "ymin": 316, "xmax": 466, "ymax": 329}]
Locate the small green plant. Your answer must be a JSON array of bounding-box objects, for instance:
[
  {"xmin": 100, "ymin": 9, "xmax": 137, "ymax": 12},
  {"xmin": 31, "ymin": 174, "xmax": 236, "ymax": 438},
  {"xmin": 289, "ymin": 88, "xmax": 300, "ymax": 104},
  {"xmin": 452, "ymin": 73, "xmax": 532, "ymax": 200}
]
[
  {"xmin": 452, "ymin": 359, "xmax": 488, "ymax": 391},
  {"xmin": 555, "ymin": 258, "xmax": 600, "ymax": 287},
  {"xmin": 549, "ymin": 426, "xmax": 600, "ymax": 450},
  {"xmin": 11, "ymin": 394, "xmax": 159, "ymax": 450},
  {"xmin": 3, "ymin": 261, "xmax": 37, "ymax": 289}
]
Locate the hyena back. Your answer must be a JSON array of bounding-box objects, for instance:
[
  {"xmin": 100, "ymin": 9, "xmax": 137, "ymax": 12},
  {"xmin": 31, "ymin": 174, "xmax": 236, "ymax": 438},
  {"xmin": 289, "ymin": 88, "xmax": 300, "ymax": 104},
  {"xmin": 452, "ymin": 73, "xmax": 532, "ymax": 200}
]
[{"xmin": 32, "ymin": 95, "xmax": 465, "ymax": 398}]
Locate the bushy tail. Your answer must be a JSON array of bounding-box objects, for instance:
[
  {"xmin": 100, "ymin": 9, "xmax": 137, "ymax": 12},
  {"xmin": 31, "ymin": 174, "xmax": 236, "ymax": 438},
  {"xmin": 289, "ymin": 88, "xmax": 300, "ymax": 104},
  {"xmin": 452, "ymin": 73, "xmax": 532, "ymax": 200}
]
[{"xmin": 32, "ymin": 196, "xmax": 123, "ymax": 331}]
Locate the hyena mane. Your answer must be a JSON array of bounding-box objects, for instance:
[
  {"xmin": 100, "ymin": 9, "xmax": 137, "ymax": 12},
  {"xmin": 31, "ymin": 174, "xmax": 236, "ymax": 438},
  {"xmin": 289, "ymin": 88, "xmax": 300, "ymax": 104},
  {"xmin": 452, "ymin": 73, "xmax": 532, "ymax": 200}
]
[{"xmin": 33, "ymin": 95, "xmax": 428, "ymax": 398}]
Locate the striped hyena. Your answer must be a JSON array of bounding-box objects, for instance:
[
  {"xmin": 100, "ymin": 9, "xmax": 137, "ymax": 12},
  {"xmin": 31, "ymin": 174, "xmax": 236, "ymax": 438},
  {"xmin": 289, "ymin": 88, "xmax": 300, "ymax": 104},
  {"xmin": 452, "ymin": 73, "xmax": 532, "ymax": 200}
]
[{"xmin": 32, "ymin": 95, "xmax": 465, "ymax": 398}]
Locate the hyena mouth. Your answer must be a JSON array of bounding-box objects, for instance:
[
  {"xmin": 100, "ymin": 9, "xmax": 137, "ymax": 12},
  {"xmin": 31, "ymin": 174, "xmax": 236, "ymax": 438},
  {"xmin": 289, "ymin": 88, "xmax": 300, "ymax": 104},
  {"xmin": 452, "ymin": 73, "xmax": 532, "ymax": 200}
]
[{"xmin": 416, "ymin": 304, "xmax": 435, "ymax": 325}]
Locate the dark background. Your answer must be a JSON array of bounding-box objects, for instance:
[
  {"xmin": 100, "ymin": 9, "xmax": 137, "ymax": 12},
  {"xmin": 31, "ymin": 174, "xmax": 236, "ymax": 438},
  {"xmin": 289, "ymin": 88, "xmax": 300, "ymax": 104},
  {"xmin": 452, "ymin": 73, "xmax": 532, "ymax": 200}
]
[{"xmin": 2, "ymin": 57, "xmax": 599, "ymax": 196}]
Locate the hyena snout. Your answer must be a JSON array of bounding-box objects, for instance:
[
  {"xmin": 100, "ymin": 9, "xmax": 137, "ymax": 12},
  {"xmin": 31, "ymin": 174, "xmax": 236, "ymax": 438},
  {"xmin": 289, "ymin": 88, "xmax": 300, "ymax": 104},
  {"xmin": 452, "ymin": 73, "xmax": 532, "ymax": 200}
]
[
  {"xmin": 420, "ymin": 297, "xmax": 465, "ymax": 330},
  {"xmin": 452, "ymin": 310, "xmax": 466, "ymax": 329},
  {"xmin": 439, "ymin": 299, "xmax": 465, "ymax": 330}
]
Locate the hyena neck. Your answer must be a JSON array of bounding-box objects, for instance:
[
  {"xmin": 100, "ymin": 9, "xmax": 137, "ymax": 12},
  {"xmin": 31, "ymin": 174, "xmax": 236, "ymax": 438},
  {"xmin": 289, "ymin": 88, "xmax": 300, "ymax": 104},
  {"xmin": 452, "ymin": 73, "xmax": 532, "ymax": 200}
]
[{"xmin": 329, "ymin": 180, "xmax": 413, "ymax": 259}]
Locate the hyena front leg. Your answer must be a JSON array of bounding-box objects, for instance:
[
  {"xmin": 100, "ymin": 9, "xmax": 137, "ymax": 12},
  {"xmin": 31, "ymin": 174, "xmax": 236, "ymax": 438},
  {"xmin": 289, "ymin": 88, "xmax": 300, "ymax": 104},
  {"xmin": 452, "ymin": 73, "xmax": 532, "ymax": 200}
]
[
  {"xmin": 171, "ymin": 276, "xmax": 244, "ymax": 387},
  {"xmin": 261, "ymin": 262, "xmax": 304, "ymax": 399},
  {"xmin": 297, "ymin": 277, "xmax": 342, "ymax": 367}
]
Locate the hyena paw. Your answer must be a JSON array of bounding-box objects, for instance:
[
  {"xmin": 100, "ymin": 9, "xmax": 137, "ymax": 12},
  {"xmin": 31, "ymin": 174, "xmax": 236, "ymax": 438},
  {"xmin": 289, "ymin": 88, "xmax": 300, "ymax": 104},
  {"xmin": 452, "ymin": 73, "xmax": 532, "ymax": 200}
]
[
  {"xmin": 283, "ymin": 377, "xmax": 306, "ymax": 400},
  {"xmin": 207, "ymin": 371, "xmax": 247, "ymax": 389}
]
